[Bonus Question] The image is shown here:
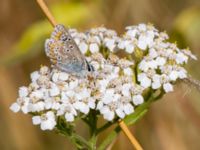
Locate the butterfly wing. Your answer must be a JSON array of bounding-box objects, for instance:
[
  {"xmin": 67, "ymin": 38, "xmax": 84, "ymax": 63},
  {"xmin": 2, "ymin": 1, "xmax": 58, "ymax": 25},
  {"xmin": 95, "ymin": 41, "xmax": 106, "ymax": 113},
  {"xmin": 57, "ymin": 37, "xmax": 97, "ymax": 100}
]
[{"xmin": 45, "ymin": 24, "xmax": 93, "ymax": 76}]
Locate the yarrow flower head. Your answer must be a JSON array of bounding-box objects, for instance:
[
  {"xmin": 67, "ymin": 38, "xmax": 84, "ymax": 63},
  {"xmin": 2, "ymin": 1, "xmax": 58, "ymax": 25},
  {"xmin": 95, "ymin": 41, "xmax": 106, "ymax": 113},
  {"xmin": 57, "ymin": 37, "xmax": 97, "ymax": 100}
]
[{"xmin": 10, "ymin": 23, "xmax": 197, "ymax": 130}]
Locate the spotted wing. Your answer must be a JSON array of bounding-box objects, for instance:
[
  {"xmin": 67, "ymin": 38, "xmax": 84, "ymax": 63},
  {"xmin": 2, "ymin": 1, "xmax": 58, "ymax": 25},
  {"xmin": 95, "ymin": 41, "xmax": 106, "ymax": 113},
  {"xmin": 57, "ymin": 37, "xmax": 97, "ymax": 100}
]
[{"xmin": 45, "ymin": 24, "xmax": 93, "ymax": 75}]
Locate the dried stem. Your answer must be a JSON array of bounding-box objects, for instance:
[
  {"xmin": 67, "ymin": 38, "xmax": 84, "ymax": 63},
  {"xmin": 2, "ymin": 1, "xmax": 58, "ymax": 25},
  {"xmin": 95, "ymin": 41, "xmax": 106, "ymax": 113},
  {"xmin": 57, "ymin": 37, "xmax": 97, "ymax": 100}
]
[
  {"xmin": 36, "ymin": 0, "xmax": 57, "ymax": 27},
  {"xmin": 119, "ymin": 120, "xmax": 143, "ymax": 150},
  {"xmin": 36, "ymin": 0, "xmax": 143, "ymax": 149}
]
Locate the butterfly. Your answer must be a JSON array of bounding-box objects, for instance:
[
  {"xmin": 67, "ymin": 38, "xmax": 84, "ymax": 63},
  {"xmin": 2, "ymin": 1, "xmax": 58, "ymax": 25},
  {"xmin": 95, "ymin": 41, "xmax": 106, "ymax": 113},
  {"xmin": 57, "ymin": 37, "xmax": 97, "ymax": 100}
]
[{"xmin": 45, "ymin": 24, "xmax": 94, "ymax": 77}]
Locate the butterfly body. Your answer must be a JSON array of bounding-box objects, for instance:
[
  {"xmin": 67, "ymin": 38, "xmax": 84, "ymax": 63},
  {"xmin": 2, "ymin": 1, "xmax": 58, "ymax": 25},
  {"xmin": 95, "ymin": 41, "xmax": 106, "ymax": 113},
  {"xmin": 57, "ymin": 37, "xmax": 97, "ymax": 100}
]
[{"xmin": 45, "ymin": 24, "xmax": 94, "ymax": 77}]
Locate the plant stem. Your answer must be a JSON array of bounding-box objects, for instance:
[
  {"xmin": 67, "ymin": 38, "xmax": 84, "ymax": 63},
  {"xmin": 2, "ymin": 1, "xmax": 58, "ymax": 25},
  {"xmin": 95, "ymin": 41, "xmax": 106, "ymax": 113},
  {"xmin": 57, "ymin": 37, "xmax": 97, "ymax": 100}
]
[
  {"xmin": 97, "ymin": 118, "xmax": 118, "ymax": 134},
  {"xmin": 36, "ymin": 0, "xmax": 57, "ymax": 26},
  {"xmin": 88, "ymin": 110, "xmax": 98, "ymax": 150},
  {"xmin": 55, "ymin": 116, "xmax": 92, "ymax": 149},
  {"xmin": 118, "ymin": 120, "xmax": 143, "ymax": 150},
  {"xmin": 56, "ymin": 127, "xmax": 91, "ymax": 149}
]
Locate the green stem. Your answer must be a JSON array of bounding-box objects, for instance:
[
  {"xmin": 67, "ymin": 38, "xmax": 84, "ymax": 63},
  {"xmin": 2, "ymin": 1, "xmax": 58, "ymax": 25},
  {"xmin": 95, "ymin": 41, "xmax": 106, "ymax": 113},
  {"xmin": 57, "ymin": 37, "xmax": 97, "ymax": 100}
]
[
  {"xmin": 56, "ymin": 128, "xmax": 91, "ymax": 149},
  {"xmin": 97, "ymin": 118, "xmax": 118, "ymax": 134},
  {"xmin": 87, "ymin": 110, "xmax": 98, "ymax": 150},
  {"xmin": 89, "ymin": 133, "xmax": 97, "ymax": 150},
  {"xmin": 56, "ymin": 117, "xmax": 92, "ymax": 149}
]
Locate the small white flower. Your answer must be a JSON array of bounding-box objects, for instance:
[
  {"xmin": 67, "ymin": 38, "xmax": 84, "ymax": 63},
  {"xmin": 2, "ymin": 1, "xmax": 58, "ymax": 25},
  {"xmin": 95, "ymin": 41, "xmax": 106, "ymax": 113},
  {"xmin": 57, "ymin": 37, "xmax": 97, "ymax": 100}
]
[
  {"xmin": 45, "ymin": 97, "xmax": 60, "ymax": 110},
  {"xmin": 89, "ymin": 43, "xmax": 99, "ymax": 53},
  {"xmin": 69, "ymin": 80, "xmax": 78, "ymax": 89},
  {"xmin": 102, "ymin": 89, "xmax": 115, "ymax": 104},
  {"xmin": 139, "ymin": 60, "xmax": 150, "ymax": 72},
  {"xmin": 132, "ymin": 95, "xmax": 144, "ymax": 105},
  {"xmin": 118, "ymin": 40, "xmax": 126, "ymax": 49},
  {"xmin": 116, "ymin": 107, "xmax": 125, "ymax": 118},
  {"xmin": 125, "ymin": 43, "xmax": 134, "ymax": 53},
  {"xmin": 152, "ymin": 74, "xmax": 161, "ymax": 89},
  {"xmin": 32, "ymin": 111, "xmax": 56, "ymax": 130},
  {"xmin": 138, "ymin": 73, "xmax": 151, "ymax": 88},
  {"xmin": 122, "ymin": 84, "xmax": 131, "ymax": 97},
  {"xmin": 79, "ymin": 42, "xmax": 88, "ymax": 54},
  {"xmin": 74, "ymin": 101, "xmax": 90, "ymax": 114},
  {"xmin": 105, "ymin": 38, "xmax": 116, "ymax": 51},
  {"xmin": 149, "ymin": 48, "xmax": 158, "ymax": 58},
  {"xmin": 123, "ymin": 67, "xmax": 133, "ymax": 76},
  {"xmin": 49, "ymin": 85, "xmax": 60, "ymax": 96},
  {"xmin": 28, "ymin": 101, "xmax": 45, "ymax": 112},
  {"xmin": 163, "ymin": 83, "xmax": 173, "ymax": 93},
  {"xmin": 148, "ymin": 60, "xmax": 158, "ymax": 69},
  {"xmin": 52, "ymin": 72, "xmax": 59, "ymax": 82},
  {"xmin": 18, "ymin": 86, "xmax": 29, "ymax": 98},
  {"xmin": 138, "ymin": 24, "xmax": 147, "ymax": 31},
  {"xmin": 76, "ymin": 89, "xmax": 91, "ymax": 100},
  {"xmin": 101, "ymin": 106, "xmax": 115, "ymax": 121},
  {"xmin": 10, "ymin": 103, "xmax": 21, "ymax": 113},
  {"xmin": 177, "ymin": 68, "xmax": 187, "ymax": 79},
  {"xmin": 138, "ymin": 39, "xmax": 147, "ymax": 50},
  {"xmin": 169, "ymin": 71, "xmax": 179, "ymax": 81},
  {"xmin": 118, "ymin": 97, "xmax": 134, "ymax": 116},
  {"xmin": 91, "ymin": 61, "xmax": 100, "ymax": 70},
  {"xmin": 31, "ymin": 71, "xmax": 40, "ymax": 82},
  {"xmin": 30, "ymin": 90, "xmax": 44, "ymax": 99},
  {"xmin": 97, "ymin": 79, "xmax": 109, "ymax": 92},
  {"xmin": 176, "ymin": 52, "xmax": 188, "ymax": 64},
  {"xmin": 137, "ymin": 35, "xmax": 148, "ymax": 50},
  {"xmin": 10, "ymin": 97, "xmax": 30, "ymax": 113},
  {"xmin": 58, "ymin": 72, "xmax": 69, "ymax": 81},
  {"xmin": 156, "ymin": 57, "xmax": 166, "ymax": 66},
  {"xmin": 40, "ymin": 66, "xmax": 49, "ymax": 75},
  {"xmin": 57, "ymin": 103, "xmax": 77, "ymax": 122},
  {"xmin": 126, "ymin": 29, "xmax": 137, "ymax": 38},
  {"xmin": 123, "ymin": 103, "xmax": 134, "ymax": 115}
]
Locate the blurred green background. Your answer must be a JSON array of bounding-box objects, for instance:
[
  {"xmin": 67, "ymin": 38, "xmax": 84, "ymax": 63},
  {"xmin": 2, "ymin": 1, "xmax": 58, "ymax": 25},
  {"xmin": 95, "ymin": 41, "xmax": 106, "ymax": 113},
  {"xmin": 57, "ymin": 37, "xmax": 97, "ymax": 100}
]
[{"xmin": 0, "ymin": 0, "xmax": 200, "ymax": 149}]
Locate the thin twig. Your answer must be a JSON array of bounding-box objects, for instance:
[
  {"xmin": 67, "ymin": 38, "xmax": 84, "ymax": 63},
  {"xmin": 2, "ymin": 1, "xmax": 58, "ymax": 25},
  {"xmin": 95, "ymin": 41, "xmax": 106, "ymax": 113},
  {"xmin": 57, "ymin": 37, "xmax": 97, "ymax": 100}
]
[
  {"xmin": 118, "ymin": 120, "xmax": 143, "ymax": 150},
  {"xmin": 36, "ymin": 0, "xmax": 57, "ymax": 27},
  {"xmin": 36, "ymin": 0, "xmax": 143, "ymax": 149}
]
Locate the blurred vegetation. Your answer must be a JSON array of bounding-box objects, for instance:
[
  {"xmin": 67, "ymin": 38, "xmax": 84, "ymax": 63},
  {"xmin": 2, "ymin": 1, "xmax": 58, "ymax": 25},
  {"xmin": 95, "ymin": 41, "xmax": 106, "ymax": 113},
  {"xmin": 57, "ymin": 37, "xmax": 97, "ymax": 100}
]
[{"xmin": 0, "ymin": 0, "xmax": 200, "ymax": 150}]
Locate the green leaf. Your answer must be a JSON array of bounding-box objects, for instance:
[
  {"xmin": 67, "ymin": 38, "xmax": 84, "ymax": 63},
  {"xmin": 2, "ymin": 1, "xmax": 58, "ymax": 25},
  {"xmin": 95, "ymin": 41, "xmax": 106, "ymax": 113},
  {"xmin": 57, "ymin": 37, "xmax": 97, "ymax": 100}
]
[{"xmin": 1, "ymin": 1, "xmax": 92, "ymax": 65}]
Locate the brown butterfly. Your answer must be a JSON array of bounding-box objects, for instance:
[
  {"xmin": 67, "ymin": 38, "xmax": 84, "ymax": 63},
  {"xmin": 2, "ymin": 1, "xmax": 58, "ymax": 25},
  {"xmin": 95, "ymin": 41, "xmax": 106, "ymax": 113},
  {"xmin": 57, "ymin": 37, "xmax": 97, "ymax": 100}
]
[{"xmin": 45, "ymin": 24, "xmax": 94, "ymax": 77}]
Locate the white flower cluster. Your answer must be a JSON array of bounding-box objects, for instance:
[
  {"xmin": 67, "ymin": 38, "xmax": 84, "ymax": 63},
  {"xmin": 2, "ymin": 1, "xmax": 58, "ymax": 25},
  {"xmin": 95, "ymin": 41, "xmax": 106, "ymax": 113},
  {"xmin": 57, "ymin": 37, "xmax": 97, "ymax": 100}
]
[
  {"xmin": 69, "ymin": 24, "xmax": 196, "ymax": 92},
  {"xmin": 69, "ymin": 27, "xmax": 119, "ymax": 53},
  {"xmin": 10, "ymin": 24, "xmax": 196, "ymax": 130}
]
